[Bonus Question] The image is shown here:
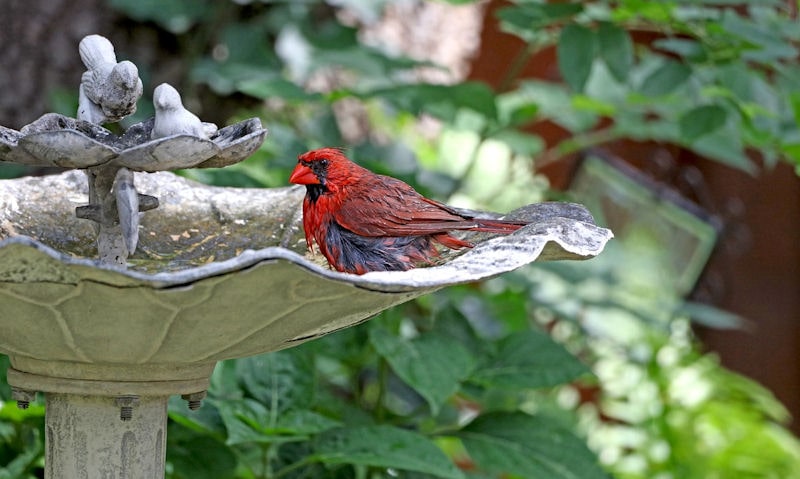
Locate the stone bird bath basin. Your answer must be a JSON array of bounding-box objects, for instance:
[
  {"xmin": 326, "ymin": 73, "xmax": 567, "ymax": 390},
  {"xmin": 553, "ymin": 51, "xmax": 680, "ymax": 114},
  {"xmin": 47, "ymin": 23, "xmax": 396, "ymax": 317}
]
[
  {"xmin": 0, "ymin": 170, "xmax": 611, "ymax": 478},
  {"xmin": 0, "ymin": 170, "xmax": 611, "ymax": 379}
]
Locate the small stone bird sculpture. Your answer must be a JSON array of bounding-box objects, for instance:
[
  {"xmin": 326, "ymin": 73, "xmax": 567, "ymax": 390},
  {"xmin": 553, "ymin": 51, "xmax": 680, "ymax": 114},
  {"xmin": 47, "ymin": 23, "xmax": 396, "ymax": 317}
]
[
  {"xmin": 77, "ymin": 35, "xmax": 143, "ymax": 124},
  {"xmin": 151, "ymin": 83, "xmax": 217, "ymax": 139}
]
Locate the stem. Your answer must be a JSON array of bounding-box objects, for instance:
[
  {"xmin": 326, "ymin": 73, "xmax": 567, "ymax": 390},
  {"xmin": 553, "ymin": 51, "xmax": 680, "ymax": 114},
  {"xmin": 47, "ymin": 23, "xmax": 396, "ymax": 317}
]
[
  {"xmin": 498, "ymin": 41, "xmax": 539, "ymax": 93},
  {"xmin": 498, "ymin": 28, "xmax": 559, "ymax": 93},
  {"xmin": 536, "ymin": 128, "xmax": 624, "ymax": 170},
  {"xmin": 273, "ymin": 457, "xmax": 313, "ymax": 479},
  {"xmin": 269, "ymin": 368, "xmax": 280, "ymax": 430},
  {"xmin": 262, "ymin": 443, "xmax": 272, "ymax": 479},
  {"xmin": 373, "ymin": 357, "xmax": 389, "ymax": 423}
]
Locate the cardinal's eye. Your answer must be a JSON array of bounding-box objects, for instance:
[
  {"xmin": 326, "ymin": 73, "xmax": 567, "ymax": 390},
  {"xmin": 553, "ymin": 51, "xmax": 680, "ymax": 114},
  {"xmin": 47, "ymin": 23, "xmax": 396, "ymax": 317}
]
[{"xmin": 319, "ymin": 159, "xmax": 328, "ymax": 167}]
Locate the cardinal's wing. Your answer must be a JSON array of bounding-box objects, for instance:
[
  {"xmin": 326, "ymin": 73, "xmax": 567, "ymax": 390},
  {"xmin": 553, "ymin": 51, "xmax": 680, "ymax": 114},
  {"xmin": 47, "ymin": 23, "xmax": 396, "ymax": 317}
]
[{"xmin": 332, "ymin": 175, "xmax": 480, "ymax": 237}]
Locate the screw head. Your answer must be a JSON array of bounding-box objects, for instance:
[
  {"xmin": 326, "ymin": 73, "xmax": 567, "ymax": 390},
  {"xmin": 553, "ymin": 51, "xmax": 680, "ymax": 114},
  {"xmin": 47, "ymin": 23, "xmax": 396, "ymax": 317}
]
[
  {"xmin": 115, "ymin": 395, "xmax": 140, "ymax": 421},
  {"xmin": 181, "ymin": 391, "xmax": 207, "ymax": 411},
  {"xmin": 11, "ymin": 388, "xmax": 36, "ymax": 410}
]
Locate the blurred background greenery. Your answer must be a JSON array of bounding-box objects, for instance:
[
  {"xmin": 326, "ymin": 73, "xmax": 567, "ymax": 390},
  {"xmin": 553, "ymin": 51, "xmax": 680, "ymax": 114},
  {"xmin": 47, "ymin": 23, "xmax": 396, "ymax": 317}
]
[{"xmin": 2, "ymin": 0, "xmax": 800, "ymax": 478}]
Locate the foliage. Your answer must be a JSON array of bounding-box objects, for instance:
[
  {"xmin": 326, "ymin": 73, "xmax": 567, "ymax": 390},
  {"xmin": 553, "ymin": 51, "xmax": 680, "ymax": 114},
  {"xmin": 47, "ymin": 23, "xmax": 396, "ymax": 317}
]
[
  {"xmin": 525, "ymin": 250, "xmax": 800, "ymax": 479},
  {"xmin": 2, "ymin": 0, "xmax": 800, "ymax": 478},
  {"xmin": 159, "ymin": 304, "xmax": 606, "ymax": 478},
  {"xmin": 498, "ymin": 0, "xmax": 800, "ymax": 174},
  {"xmin": 0, "ymin": 356, "xmax": 44, "ymax": 479}
]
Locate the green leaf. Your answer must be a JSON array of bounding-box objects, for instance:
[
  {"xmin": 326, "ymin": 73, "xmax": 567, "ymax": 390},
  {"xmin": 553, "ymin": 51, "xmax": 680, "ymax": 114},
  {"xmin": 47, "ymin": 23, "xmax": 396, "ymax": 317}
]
[
  {"xmin": 460, "ymin": 413, "xmax": 609, "ymax": 479},
  {"xmin": 168, "ymin": 396, "xmax": 227, "ymax": 438},
  {"xmin": 517, "ymin": 80, "xmax": 599, "ymax": 132},
  {"xmin": 782, "ymin": 143, "xmax": 800, "ymax": 164},
  {"xmin": 221, "ymin": 22, "xmax": 279, "ymax": 65},
  {"xmin": 639, "ymin": 60, "xmax": 692, "ymax": 96},
  {"xmin": 557, "ymin": 24, "xmax": 596, "ymax": 92},
  {"xmin": 497, "ymin": 3, "xmax": 583, "ymax": 32},
  {"xmin": 299, "ymin": 18, "xmax": 360, "ymax": 50},
  {"xmin": 447, "ymin": 82, "xmax": 498, "ymax": 120},
  {"xmin": 0, "ymin": 441, "xmax": 42, "ymax": 478},
  {"xmin": 237, "ymin": 77, "xmax": 321, "ymax": 102},
  {"xmin": 689, "ymin": 129, "xmax": 756, "ymax": 173},
  {"xmin": 489, "ymin": 130, "xmax": 544, "ymax": 156},
  {"xmin": 209, "ymin": 359, "xmax": 243, "ymax": 400},
  {"xmin": 611, "ymin": 0, "xmax": 674, "ymax": 23},
  {"xmin": 108, "ymin": 0, "xmax": 210, "ymax": 34},
  {"xmin": 216, "ymin": 399, "xmax": 273, "ymax": 445},
  {"xmin": 679, "ymin": 104, "xmax": 728, "ymax": 141},
  {"xmin": 167, "ymin": 432, "xmax": 237, "ymax": 479},
  {"xmin": 373, "ymin": 82, "xmax": 497, "ymax": 123},
  {"xmin": 269, "ymin": 408, "xmax": 342, "ymax": 437},
  {"xmin": 789, "ymin": 92, "xmax": 800, "ymax": 126},
  {"xmin": 216, "ymin": 399, "xmax": 341, "ymax": 445},
  {"xmin": 495, "ymin": 90, "xmax": 540, "ymax": 129},
  {"xmin": 314, "ymin": 47, "xmax": 422, "ymax": 78},
  {"xmin": 653, "ymin": 38, "xmax": 707, "ymax": 62},
  {"xmin": 720, "ymin": 9, "xmax": 799, "ymax": 63},
  {"xmin": 597, "ymin": 22, "xmax": 633, "ymax": 83},
  {"xmin": 236, "ymin": 348, "xmax": 315, "ymax": 413},
  {"xmin": 571, "ymin": 95, "xmax": 616, "ymax": 116},
  {"xmin": 507, "ymin": 103, "xmax": 540, "ymax": 127},
  {"xmin": 313, "ymin": 425, "xmax": 465, "ymax": 479},
  {"xmin": 370, "ymin": 328, "xmax": 475, "ymax": 414},
  {"xmin": 677, "ymin": 301, "xmax": 747, "ymax": 330},
  {"xmin": 470, "ymin": 329, "xmax": 589, "ymax": 389}
]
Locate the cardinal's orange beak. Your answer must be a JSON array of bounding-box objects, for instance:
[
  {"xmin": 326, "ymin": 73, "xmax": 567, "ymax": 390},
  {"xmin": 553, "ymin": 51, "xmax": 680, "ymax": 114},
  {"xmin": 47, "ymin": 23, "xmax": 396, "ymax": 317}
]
[{"xmin": 289, "ymin": 163, "xmax": 319, "ymax": 185}]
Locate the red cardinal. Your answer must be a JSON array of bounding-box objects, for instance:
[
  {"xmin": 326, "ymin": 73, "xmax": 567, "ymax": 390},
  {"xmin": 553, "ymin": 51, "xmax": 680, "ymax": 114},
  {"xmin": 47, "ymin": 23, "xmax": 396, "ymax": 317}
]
[{"xmin": 289, "ymin": 147, "xmax": 526, "ymax": 274}]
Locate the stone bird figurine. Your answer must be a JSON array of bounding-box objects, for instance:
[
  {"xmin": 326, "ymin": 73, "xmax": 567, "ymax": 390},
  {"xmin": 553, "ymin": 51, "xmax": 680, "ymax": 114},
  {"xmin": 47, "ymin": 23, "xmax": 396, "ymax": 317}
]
[
  {"xmin": 151, "ymin": 83, "xmax": 217, "ymax": 139},
  {"xmin": 77, "ymin": 35, "xmax": 143, "ymax": 124}
]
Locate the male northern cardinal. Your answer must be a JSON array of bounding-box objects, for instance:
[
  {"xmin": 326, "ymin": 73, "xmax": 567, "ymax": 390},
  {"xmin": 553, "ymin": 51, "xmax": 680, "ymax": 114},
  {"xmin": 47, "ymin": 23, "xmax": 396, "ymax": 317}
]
[{"xmin": 289, "ymin": 147, "xmax": 527, "ymax": 274}]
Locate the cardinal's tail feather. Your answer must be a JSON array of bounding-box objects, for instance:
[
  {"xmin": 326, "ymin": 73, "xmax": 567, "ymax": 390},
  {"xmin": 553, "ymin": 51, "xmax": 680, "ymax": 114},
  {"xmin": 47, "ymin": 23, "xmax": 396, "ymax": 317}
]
[
  {"xmin": 471, "ymin": 218, "xmax": 527, "ymax": 234},
  {"xmin": 433, "ymin": 233, "xmax": 473, "ymax": 250}
]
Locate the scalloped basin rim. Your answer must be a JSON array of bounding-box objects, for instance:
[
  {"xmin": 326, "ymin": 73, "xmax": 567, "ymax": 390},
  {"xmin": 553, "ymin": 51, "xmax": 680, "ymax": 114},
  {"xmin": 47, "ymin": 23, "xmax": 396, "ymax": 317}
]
[
  {"xmin": 0, "ymin": 215, "xmax": 612, "ymax": 293},
  {"xmin": 0, "ymin": 200, "xmax": 612, "ymax": 384}
]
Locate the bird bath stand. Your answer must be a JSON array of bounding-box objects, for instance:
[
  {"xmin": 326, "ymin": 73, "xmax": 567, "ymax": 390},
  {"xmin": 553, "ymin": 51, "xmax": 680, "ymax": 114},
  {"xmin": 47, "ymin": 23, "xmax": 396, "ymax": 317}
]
[{"xmin": 0, "ymin": 35, "xmax": 613, "ymax": 478}]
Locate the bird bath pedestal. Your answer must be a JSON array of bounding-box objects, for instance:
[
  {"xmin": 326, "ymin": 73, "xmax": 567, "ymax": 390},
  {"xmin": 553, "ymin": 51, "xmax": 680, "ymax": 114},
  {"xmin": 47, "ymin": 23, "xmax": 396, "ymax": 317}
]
[{"xmin": 0, "ymin": 35, "xmax": 613, "ymax": 478}]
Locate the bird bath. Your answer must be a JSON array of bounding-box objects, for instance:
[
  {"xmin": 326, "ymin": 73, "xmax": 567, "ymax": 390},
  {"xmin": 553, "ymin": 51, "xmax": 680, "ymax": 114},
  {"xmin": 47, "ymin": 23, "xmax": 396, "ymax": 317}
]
[{"xmin": 0, "ymin": 35, "xmax": 613, "ymax": 478}]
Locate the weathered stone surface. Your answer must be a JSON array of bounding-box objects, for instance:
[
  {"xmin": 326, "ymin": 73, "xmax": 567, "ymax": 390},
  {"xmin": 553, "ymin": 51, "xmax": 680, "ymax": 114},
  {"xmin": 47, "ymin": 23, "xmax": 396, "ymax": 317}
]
[
  {"xmin": 0, "ymin": 170, "xmax": 612, "ymax": 381},
  {"xmin": 0, "ymin": 113, "xmax": 266, "ymax": 172}
]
